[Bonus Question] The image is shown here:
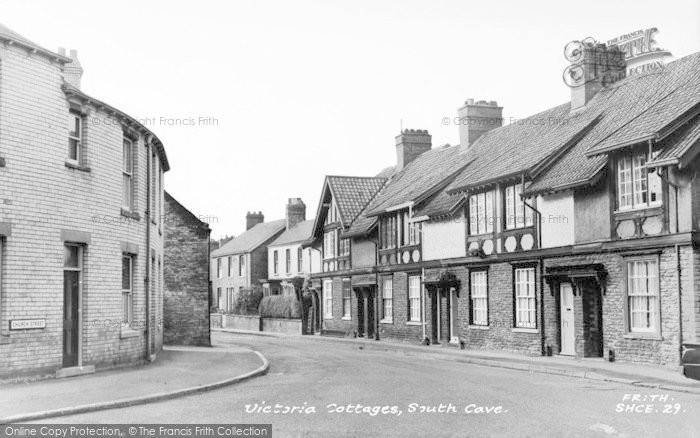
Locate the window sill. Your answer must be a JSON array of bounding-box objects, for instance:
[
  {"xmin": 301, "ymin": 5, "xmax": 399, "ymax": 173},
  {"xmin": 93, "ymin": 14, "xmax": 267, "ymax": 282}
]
[
  {"xmin": 380, "ymin": 318, "xmax": 393, "ymax": 324},
  {"xmin": 341, "ymin": 316, "xmax": 352, "ymax": 321},
  {"xmin": 406, "ymin": 321, "xmax": 422, "ymax": 326},
  {"xmin": 469, "ymin": 324, "xmax": 490, "ymax": 330},
  {"xmin": 512, "ymin": 327, "xmax": 538, "ymax": 334},
  {"xmin": 623, "ymin": 333, "xmax": 662, "ymax": 341},
  {"xmin": 121, "ymin": 209, "xmax": 141, "ymax": 221},
  {"xmin": 120, "ymin": 327, "xmax": 141, "ymax": 339},
  {"xmin": 614, "ymin": 206, "xmax": 663, "ymax": 220},
  {"xmin": 65, "ymin": 160, "xmax": 91, "ymax": 172}
]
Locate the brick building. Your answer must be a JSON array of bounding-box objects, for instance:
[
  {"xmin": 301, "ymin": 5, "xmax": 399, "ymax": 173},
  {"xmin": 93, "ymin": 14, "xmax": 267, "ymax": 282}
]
[
  {"xmin": 307, "ymin": 44, "xmax": 700, "ymax": 369},
  {"xmin": 0, "ymin": 24, "xmax": 168, "ymax": 378},
  {"xmin": 163, "ymin": 192, "xmax": 211, "ymax": 346},
  {"xmin": 210, "ymin": 213, "xmax": 285, "ymax": 312}
]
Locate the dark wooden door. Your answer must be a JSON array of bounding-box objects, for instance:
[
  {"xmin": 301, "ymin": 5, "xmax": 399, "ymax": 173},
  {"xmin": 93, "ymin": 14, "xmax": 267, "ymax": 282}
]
[{"xmin": 63, "ymin": 271, "xmax": 80, "ymax": 367}]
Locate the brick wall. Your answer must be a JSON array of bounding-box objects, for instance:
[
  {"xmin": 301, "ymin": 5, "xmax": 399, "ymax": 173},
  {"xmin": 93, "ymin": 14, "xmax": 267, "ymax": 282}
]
[
  {"xmin": 377, "ymin": 272, "xmax": 423, "ymax": 343},
  {"xmin": 163, "ymin": 193, "xmax": 211, "ymax": 346},
  {"xmin": 0, "ymin": 43, "xmax": 165, "ymax": 377},
  {"xmin": 319, "ymin": 276, "xmax": 356, "ymax": 334}
]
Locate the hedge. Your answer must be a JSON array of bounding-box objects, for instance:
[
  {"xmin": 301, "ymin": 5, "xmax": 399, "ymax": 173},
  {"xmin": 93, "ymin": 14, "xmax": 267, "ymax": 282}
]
[
  {"xmin": 232, "ymin": 286, "xmax": 264, "ymax": 315},
  {"xmin": 259, "ymin": 295, "xmax": 301, "ymax": 319}
]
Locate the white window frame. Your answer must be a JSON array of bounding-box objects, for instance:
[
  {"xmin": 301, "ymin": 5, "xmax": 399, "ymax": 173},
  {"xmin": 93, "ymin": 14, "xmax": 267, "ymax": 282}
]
[
  {"xmin": 626, "ymin": 258, "xmax": 660, "ymax": 334},
  {"xmin": 227, "ymin": 256, "xmax": 232, "ymax": 277},
  {"xmin": 342, "ymin": 279, "xmax": 351, "ymax": 319},
  {"xmin": 285, "ymin": 248, "xmax": 291, "ymax": 274},
  {"xmin": 273, "ymin": 250, "xmax": 279, "ymax": 275},
  {"xmin": 514, "ymin": 267, "xmax": 536, "ymax": 329},
  {"xmin": 408, "ymin": 221, "xmax": 421, "ymax": 246},
  {"xmin": 239, "ymin": 255, "xmax": 245, "ymax": 277},
  {"xmin": 323, "ymin": 230, "xmax": 336, "ymax": 260},
  {"xmin": 297, "ymin": 247, "xmax": 303, "ymax": 273},
  {"xmin": 616, "ymin": 151, "xmax": 663, "ymax": 211},
  {"xmin": 408, "ymin": 275, "xmax": 421, "ymax": 322},
  {"xmin": 217, "ymin": 258, "xmax": 222, "ymax": 279},
  {"xmin": 323, "ymin": 280, "xmax": 333, "ymax": 319},
  {"xmin": 122, "ymin": 138, "xmax": 134, "ymax": 211},
  {"xmin": 68, "ymin": 111, "xmax": 82, "ymax": 164},
  {"xmin": 504, "ymin": 184, "xmax": 534, "ymax": 230},
  {"xmin": 470, "ymin": 270, "xmax": 488, "ymax": 326},
  {"xmin": 381, "ymin": 277, "xmax": 393, "ymax": 323},
  {"xmin": 469, "ymin": 191, "xmax": 494, "ymax": 235},
  {"xmin": 122, "ymin": 254, "xmax": 133, "ymax": 326}
]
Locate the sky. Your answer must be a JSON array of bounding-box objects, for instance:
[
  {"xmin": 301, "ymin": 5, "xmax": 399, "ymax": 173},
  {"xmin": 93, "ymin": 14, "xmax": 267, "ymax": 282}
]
[{"xmin": 3, "ymin": 0, "xmax": 699, "ymax": 239}]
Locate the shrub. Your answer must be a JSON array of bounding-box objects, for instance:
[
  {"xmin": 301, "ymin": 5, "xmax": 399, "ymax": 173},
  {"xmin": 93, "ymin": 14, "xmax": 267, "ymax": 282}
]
[
  {"xmin": 232, "ymin": 286, "xmax": 263, "ymax": 315},
  {"xmin": 259, "ymin": 295, "xmax": 301, "ymax": 319}
]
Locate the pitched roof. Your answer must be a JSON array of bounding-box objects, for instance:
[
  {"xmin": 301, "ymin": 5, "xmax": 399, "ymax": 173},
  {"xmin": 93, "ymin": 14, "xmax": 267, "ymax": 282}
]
[
  {"xmin": 0, "ymin": 22, "xmax": 71, "ymax": 63},
  {"xmin": 270, "ymin": 220, "xmax": 314, "ymax": 246},
  {"xmin": 211, "ymin": 219, "xmax": 286, "ymax": 257},
  {"xmin": 365, "ymin": 144, "xmax": 471, "ymax": 216},
  {"xmin": 647, "ymin": 113, "xmax": 700, "ymax": 168},
  {"xmin": 164, "ymin": 191, "xmax": 211, "ymax": 235},
  {"xmin": 326, "ymin": 176, "xmax": 387, "ymax": 227},
  {"xmin": 444, "ymin": 52, "xmax": 700, "ymax": 197},
  {"xmin": 525, "ymin": 52, "xmax": 700, "ymax": 195}
]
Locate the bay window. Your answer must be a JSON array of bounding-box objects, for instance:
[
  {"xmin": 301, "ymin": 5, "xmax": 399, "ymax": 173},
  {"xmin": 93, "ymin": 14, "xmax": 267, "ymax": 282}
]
[
  {"xmin": 273, "ymin": 250, "xmax": 279, "ymax": 274},
  {"xmin": 617, "ymin": 151, "xmax": 662, "ymax": 210},
  {"xmin": 627, "ymin": 259, "xmax": 659, "ymax": 333},
  {"xmin": 469, "ymin": 191, "xmax": 494, "ymax": 235}
]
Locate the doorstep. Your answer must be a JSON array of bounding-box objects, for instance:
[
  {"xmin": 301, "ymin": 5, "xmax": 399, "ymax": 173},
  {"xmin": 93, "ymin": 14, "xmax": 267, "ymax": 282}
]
[{"xmin": 55, "ymin": 365, "xmax": 95, "ymax": 379}]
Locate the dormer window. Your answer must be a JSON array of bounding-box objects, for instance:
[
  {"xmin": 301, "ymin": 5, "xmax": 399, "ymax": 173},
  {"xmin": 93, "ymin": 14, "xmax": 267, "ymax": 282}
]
[
  {"xmin": 504, "ymin": 183, "xmax": 534, "ymax": 230},
  {"xmin": 616, "ymin": 151, "xmax": 662, "ymax": 211},
  {"xmin": 379, "ymin": 214, "xmax": 397, "ymax": 249}
]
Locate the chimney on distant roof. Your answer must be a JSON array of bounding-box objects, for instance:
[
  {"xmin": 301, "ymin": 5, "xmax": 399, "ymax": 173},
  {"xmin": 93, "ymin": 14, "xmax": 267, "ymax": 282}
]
[
  {"xmin": 286, "ymin": 198, "xmax": 306, "ymax": 230},
  {"xmin": 246, "ymin": 211, "xmax": 264, "ymax": 230},
  {"xmin": 568, "ymin": 41, "xmax": 626, "ymax": 112},
  {"xmin": 395, "ymin": 129, "xmax": 431, "ymax": 171},
  {"xmin": 457, "ymin": 99, "xmax": 503, "ymax": 150},
  {"xmin": 61, "ymin": 48, "xmax": 83, "ymax": 89}
]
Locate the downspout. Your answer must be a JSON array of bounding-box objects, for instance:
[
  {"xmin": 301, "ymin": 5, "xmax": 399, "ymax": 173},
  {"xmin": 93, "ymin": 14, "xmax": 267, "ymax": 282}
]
[
  {"xmin": 523, "ymin": 182, "xmax": 545, "ymax": 355},
  {"xmin": 421, "ymin": 267, "xmax": 426, "ymax": 341},
  {"xmin": 145, "ymin": 135, "xmax": 152, "ymax": 361},
  {"xmin": 676, "ymin": 244, "xmax": 684, "ymax": 365}
]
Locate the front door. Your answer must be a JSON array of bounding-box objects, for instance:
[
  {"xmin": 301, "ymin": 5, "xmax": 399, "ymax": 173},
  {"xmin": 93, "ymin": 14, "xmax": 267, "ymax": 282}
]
[
  {"xmin": 560, "ymin": 283, "xmax": 575, "ymax": 356},
  {"xmin": 63, "ymin": 270, "xmax": 80, "ymax": 367}
]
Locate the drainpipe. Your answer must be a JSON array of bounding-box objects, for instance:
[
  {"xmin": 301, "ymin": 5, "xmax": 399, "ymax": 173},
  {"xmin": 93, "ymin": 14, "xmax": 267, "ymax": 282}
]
[
  {"xmin": 676, "ymin": 244, "xmax": 684, "ymax": 365},
  {"xmin": 207, "ymin": 228, "xmax": 212, "ymax": 346},
  {"xmin": 145, "ymin": 135, "xmax": 152, "ymax": 361},
  {"xmin": 421, "ymin": 267, "xmax": 426, "ymax": 341},
  {"xmin": 522, "ymin": 181, "xmax": 545, "ymax": 355}
]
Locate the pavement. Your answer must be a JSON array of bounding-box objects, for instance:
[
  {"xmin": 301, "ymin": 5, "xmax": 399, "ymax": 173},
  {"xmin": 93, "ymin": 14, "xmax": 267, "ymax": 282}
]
[
  {"xmin": 214, "ymin": 328, "xmax": 700, "ymax": 394},
  {"xmin": 0, "ymin": 344, "xmax": 268, "ymax": 423}
]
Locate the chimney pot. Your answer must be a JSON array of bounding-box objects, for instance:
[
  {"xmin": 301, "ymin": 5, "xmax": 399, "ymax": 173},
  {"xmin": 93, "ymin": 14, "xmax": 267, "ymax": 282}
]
[
  {"xmin": 245, "ymin": 211, "xmax": 264, "ymax": 230},
  {"xmin": 569, "ymin": 42, "xmax": 626, "ymax": 111},
  {"xmin": 457, "ymin": 99, "xmax": 503, "ymax": 150},
  {"xmin": 395, "ymin": 129, "xmax": 431, "ymax": 171},
  {"xmin": 63, "ymin": 48, "xmax": 83, "ymax": 89}
]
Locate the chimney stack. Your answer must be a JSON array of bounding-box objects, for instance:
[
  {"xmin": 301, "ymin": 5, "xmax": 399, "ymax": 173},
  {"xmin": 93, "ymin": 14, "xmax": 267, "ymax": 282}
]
[
  {"xmin": 395, "ymin": 129, "xmax": 431, "ymax": 171},
  {"xmin": 457, "ymin": 99, "xmax": 503, "ymax": 150},
  {"xmin": 61, "ymin": 48, "xmax": 83, "ymax": 89},
  {"xmin": 568, "ymin": 42, "xmax": 626, "ymax": 112},
  {"xmin": 286, "ymin": 198, "xmax": 306, "ymax": 230},
  {"xmin": 246, "ymin": 211, "xmax": 264, "ymax": 230}
]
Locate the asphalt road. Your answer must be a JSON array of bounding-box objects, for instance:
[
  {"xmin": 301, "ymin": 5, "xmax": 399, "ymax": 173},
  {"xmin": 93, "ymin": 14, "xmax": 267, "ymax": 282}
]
[{"xmin": 36, "ymin": 332, "xmax": 700, "ymax": 437}]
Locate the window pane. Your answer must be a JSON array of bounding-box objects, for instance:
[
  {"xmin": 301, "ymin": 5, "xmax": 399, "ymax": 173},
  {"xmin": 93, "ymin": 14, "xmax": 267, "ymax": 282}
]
[
  {"xmin": 485, "ymin": 191, "xmax": 494, "ymax": 233},
  {"xmin": 122, "ymin": 256, "xmax": 131, "ymax": 290},
  {"xmin": 64, "ymin": 246, "xmax": 79, "ymax": 268}
]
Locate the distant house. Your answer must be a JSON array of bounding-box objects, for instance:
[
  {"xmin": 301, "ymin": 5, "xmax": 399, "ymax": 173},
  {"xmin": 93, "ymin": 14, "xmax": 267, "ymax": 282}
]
[
  {"xmin": 210, "ymin": 213, "xmax": 286, "ymax": 312},
  {"xmin": 263, "ymin": 199, "xmax": 320, "ymax": 297},
  {"xmin": 163, "ymin": 192, "xmax": 211, "ymax": 346}
]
